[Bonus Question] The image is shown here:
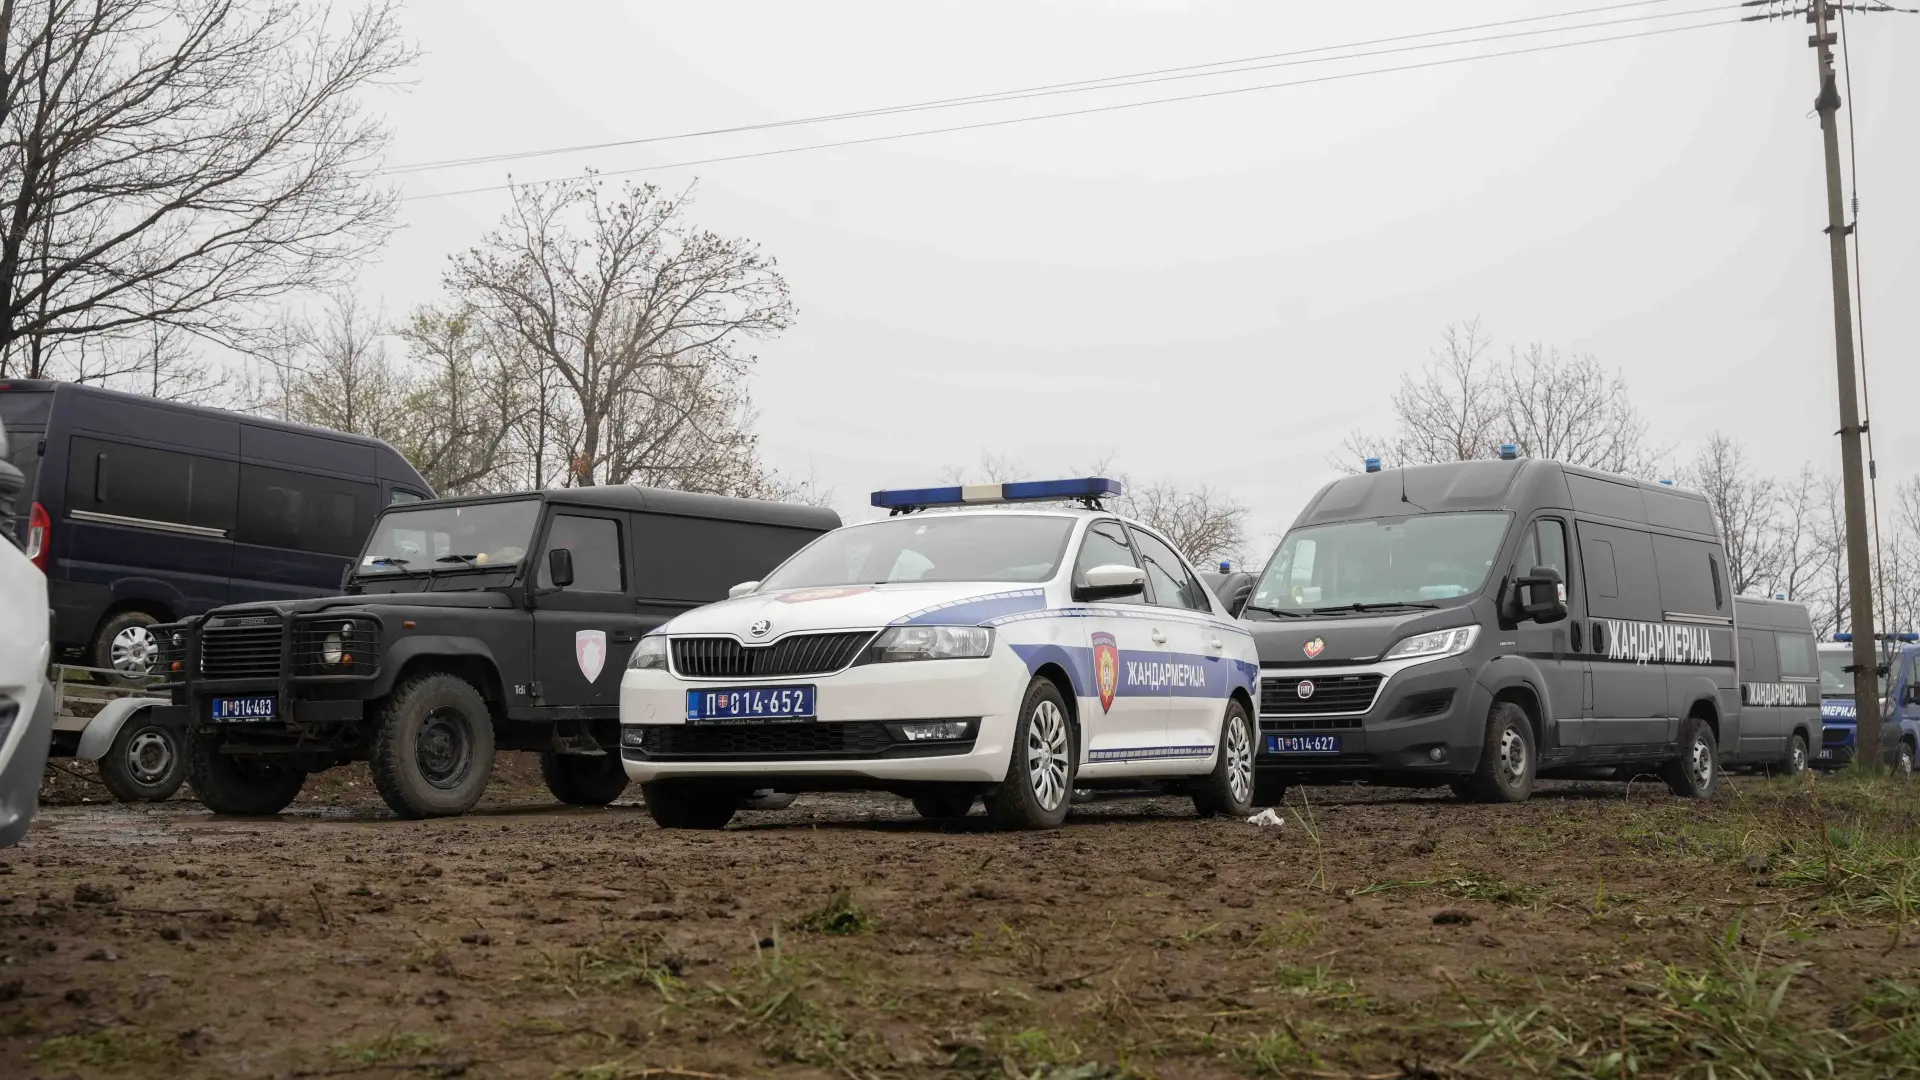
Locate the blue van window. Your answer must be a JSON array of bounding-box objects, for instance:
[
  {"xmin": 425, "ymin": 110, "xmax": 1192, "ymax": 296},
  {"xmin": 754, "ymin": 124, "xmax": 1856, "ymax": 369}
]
[{"xmin": 66, "ymin": 436, "xmax": 237, "ymax": 533}]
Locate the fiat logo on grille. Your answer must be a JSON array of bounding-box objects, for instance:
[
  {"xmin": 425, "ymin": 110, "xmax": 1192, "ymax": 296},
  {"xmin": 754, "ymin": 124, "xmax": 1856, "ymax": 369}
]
[
  {"xmin": 1296, "ymin": 680, "xmax": 1316, "ymax": 700},
  {"xmin": 748, "ymin": 619, "xmax": 771, "ymax": 638}
]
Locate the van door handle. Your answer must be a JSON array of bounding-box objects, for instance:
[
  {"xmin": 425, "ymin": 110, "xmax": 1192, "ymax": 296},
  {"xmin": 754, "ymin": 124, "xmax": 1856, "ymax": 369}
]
[
  {"xmin": 612, "ymin": 632, "xmax": 638, "ymax": 644},
  {"xmin": 1150, "ymin": 629, "xmax": 1167, "ymax": 645}
]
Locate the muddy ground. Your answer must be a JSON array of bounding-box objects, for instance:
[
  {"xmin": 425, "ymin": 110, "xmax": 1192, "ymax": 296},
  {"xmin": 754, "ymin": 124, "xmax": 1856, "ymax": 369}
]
[{"xmin": 3, "ymin": 766, "xmax": 1918, "ymax": 1080}]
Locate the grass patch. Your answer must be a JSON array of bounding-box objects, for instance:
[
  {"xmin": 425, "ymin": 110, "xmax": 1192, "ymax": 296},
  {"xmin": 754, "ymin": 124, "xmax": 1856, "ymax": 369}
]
[
  {"xmin": 534, "ymin": 932, "xmax": 683, "ymax": 996},
  {"xmin": 33, "ymin": 1029, "xmax": 177, "ymax": 1068},
  {"xmin": 791, "ymin": 887, "xmax": 876, "ymax": 935},
  {"xmin": 328, "ymin": 1031, "xmax": 449, "ymax": 1064}
]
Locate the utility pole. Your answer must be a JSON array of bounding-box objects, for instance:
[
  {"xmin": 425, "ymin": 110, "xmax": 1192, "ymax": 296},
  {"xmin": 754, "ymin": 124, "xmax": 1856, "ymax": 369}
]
[{"xmin": 1748, "ymin": 0, "xmax": 1909, "ymax": 767}]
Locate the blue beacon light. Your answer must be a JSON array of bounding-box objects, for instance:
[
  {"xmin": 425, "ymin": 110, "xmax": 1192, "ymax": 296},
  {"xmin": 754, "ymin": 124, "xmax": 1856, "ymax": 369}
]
[
  {"xmin": 1498, "ymin": 443, "xmax": 1519, "ymax": 461},
  {"xmin": 1363, "ymin": 457, "xmax": 1382, "ymax": 473},
  {"xmin": 870, "ymin": 477, "xmax": 1124, "ymax": 512}
]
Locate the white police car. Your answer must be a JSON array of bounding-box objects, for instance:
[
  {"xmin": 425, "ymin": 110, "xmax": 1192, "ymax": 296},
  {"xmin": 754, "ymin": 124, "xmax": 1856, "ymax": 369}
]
[{"xmin": 618, "ymin": 479, "xmax": 1261, "ymax": 830}]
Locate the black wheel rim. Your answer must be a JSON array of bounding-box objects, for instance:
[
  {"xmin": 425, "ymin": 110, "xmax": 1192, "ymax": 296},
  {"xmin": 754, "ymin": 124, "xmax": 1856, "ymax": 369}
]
[
  {"xmin": 416, "ymin": 706, "xmax": 475, "ymax": 789},
  {"xmin": 126, "ymin": 728, "xmax": 174, "ymax": 784}
]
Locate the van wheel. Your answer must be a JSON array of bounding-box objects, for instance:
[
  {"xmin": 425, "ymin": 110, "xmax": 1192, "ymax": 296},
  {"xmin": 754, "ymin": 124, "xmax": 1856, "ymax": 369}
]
[
  {"xmin": 1784, "ymin": 733, "xmax": 1810, "ymax": 776},
  {"xmin": 1896, "ymin": 739, "xmax": 1915, "ymax": 779},
  {"xmin": 540, "ymin": 751, "xmax": 629, "ymax": 807},
  {"xmin": 1661, "ymin": 717, "xmax": 1719, "ymax": 799},
  {"xmin": 642, "ymin": 781, "xmax": 737, "ymax": 829},
  {"xmin": 370, "ymin": 674, "xmax": 496, "ymax": 819},
  {"xmin": 92, "ymin": 610, "xmax": 161, "ymax": 687},
  {"xmin": 983, "ymin": 678, "xmax": 1075, "ymax": 830},
  {"xmin": 98, "ymin": 716, "xmax": 186, "ymax": 802},
  {"xmin": 1458, "ymin": 702, "xmax": 1537, "ymax": 803},
  {"xmin": 1192, "ymin": 699, "xmax": 1256, "ymax": 819},
  {"xmin": 186, "ymin": 734, "xmax": 305, "ymax": 815},
  {"xmin": 911, "ymin": 789, "xmax": 976, "ymax": 820}
]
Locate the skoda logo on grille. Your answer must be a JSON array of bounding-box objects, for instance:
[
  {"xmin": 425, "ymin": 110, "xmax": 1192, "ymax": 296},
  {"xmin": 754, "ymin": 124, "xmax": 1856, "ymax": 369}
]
[
  {"xmin": 748, "ymin": 619, "xmax": 771, "ymax": 638},
  {"xmin": 1296, "ymin": 680, "xmax": 1316, "ymax": 700}
]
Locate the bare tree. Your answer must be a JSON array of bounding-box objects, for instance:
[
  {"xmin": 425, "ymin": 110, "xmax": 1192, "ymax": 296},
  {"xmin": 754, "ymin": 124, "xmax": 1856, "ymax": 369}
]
[
  {"xmin": 393, "ymin": 304, "xmax": 529, "ymax": 496},
  {"xmin": 1772, "ymin": 466, "xmax": 1836, "ymax": 608},
  {"xmin": 1117, "ymin": 479, "xmax": 1248, "ymax": 567},
  {"xmin": 446, "ymin": 176, "xmax": 794, "ymax": 489},
  {"xmin": 0, "ymin": 0, "xmax": 413, "ymax": 372},
  {"xmin": 1682, "ymin": 433, "xmax": 1781, "ymax": 597},
  {"xmin": 271, "ymin": 293, "xmax": 409, "ymax": 442},
  {"xmin": 1340, "ymin": 320, "xmax": 1499, "ymax": 468}
]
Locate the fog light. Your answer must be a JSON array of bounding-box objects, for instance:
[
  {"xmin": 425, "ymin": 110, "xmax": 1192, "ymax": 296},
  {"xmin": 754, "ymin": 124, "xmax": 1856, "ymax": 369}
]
[
  {"xmin": 1428, "ymin": 747, "xmax": 1446, "ymax": 762},
  {"xmin": 899, "ymin": 721, "xmax": 970, "ymax": 742},
  {"xmin": 620, "ymin": 727, "xmax": 646, "ymax": 748}
]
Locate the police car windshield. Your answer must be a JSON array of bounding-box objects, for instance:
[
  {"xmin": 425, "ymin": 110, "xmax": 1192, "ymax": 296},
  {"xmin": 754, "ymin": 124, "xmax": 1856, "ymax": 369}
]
[
  {"xmin": 1248, "ymin": 511, "xmax": 1510, "ymax": 615},
  {"xmin": 1819, "ymin": 648, "xmax": 1885, "ymax": 698},
  {"xmin": 760, "ymin": 513, "xmax": 1076, "ymax": 589},
  {"xmin": 359, "ymin": 499, "xmax": 539, "ymax": 575}
]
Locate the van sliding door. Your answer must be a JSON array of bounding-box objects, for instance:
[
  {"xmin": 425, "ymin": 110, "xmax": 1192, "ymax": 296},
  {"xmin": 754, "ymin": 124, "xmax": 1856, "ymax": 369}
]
[{"xmin": 1576, "ymin": 522, "xmax": 1671, "ymax": 752}]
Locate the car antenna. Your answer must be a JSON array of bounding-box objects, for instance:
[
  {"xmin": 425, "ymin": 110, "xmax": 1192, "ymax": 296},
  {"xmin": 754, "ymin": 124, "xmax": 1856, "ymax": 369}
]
[{"xmin": 1397, "ymin": 462, "xmax": 1429, "ymax": 513}]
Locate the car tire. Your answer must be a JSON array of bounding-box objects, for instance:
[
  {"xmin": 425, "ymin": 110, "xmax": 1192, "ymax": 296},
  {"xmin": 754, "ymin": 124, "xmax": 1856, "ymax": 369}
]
[
  {"xmin": 369, "ymin": 674, "xmax": 496, "ymax": 819},
  {"xmin": 98, "ymin": 714, "xmax": 186, "ymax": 803},
  {"xmin": 91, "ymin": 610, "xmax": 162, "ymax": 687},
  {"xmin": 1783, "ymin": 733, "xmax": 1811, "ymax": 777},
  {"xmin": 740, "ymin": 790, "xmax": 797, "ymax": 811},
  {"xmin": 1192, "ymin": 698, "xmax": 1256, "ymax": 819},
  {"xmin": 1660, "ymin": 716, "xmax": 1720, "ymax": 799},
  {"xmin": 641, "ymin": 781, "xmax": 737, "ymax": 829},
  {"xmin": 1896, "ymin": 739, "xmax": 1916, "ymax": 779},
  {"xmin": 540, "ymin": 750, "xmax": 629, "ymax": 807},
  {"xmin": 1252, "ymin": 771, "xmax": 1288, "ymax": 809},
  {"xmin": 911, "ymin": 789, "xmax": 976, "ymax": 820},
  {"xmin": 983, "ymin": 677, "xmax": 1075, "ymax": 830},
  {"xmin": 1457, "ymin": 701, "xmax": 1537, "ymax": 803},
  {"xmin": 185, "ymin": 733, "xmax": 305, "ymax": 815}
]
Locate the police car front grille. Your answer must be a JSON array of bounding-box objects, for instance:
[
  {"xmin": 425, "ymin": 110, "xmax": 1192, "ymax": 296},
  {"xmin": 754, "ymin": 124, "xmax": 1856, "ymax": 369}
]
[
  {"xmin": 1260, "ymin": 673, "xmax": 1383, "ymax": 716},
  {"xmin": 671, "ymin": 632, "xmax": 876, "ymax": 679},
  {"xmin": 634, "ymin": 722, "xmax": 895, "ymax": 760},
  {"xmin": 201, "ymin": 616, "xmax": 285, "ymax": 679}
]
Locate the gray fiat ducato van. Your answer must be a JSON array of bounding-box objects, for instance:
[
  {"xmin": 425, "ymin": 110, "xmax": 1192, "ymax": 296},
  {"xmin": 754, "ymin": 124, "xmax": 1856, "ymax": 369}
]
[
  {"xmin": 1725, "ymin": 596, "xmax": 1821, "ymax": 775},
  {"xmin": 1244, "ymin": 451, "xmax": 1735, "ymax": 804}
]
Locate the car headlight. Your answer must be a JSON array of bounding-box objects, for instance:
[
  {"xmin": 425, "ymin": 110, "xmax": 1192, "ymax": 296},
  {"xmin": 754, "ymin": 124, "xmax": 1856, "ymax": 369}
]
[
  {"xmin": 628, "ymin": 635, "xmax": 669, "ymax": 670},
  {"xmin": 1382, "ymin": 625, "xmax": 1479, "ymax": 663},
  {"xmin": 322, "ymin": 632, "xmax": 345, "ymax": 666},
  {"xmin": 866, "ymin": 625, "xmax": 994, "ymax": 662}
]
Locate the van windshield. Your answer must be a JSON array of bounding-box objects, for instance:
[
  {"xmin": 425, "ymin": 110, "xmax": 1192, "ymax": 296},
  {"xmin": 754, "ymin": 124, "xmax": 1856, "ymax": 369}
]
[
  {"xmin": 1819, "ymin": 648, "xmax": 1885, "ymax": 699},
  {"xmin": 1248, "ymin": 511, "xmax": 1511, "ymax": 616},
  {"xmin": 359, "ymin": 499, "xmax": 539, "ymax": 575}
]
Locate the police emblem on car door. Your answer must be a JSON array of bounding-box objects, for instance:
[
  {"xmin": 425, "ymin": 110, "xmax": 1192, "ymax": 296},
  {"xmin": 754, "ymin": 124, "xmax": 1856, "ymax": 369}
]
[
  {"xmin": 1092, "ymin": 631, "xmax": 1119, "ymax": 712},
  {"xmin": 576, "ymin": 630, "xmax": 607, "ymax": 683}
]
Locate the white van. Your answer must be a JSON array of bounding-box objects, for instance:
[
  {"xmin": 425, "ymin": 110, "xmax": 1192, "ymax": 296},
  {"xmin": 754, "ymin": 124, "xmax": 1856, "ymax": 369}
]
[{"xmin": 0, "ymin": 411, "xmax": 54, "ymax": 848}]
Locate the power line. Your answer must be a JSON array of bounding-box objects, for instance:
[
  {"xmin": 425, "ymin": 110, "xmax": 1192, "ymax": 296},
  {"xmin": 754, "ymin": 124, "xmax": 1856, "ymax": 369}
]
[
  {"xmin": 382, "ymin": 0, "xmax": 1711, "ymax": 178},
  {"xmin": 400, "ymin": 16, "xmax": 1745, "ymax": 202}
]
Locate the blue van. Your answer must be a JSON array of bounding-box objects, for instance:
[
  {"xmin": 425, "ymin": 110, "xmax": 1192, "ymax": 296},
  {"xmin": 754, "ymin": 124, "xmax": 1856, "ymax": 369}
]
[
  {"xmin": 0, "ymin": 380, "xmax": 433, "ymax": 681},
  {"xmin": 1815, "ymin": 634, "xmax": 1920, "ymax": 775}
]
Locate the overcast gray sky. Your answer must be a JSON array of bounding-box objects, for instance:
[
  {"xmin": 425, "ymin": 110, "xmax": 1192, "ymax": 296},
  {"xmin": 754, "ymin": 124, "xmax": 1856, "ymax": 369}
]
[{"xmin": 357, "ymin": 0, "xmax": 1918, "ymax": 553}]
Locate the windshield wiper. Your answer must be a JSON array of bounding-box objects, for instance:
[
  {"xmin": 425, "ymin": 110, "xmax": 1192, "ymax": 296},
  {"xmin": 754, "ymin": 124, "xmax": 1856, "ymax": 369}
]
[
  {"xmin": 1243, "ymin": 604, "xmax": 1305, "ymax": 618},
  {"xmin": 366, "ymin": 556, "xmax": 410, "ymax": 567},
  {"xmin": 1311, "ymin": 601, "xmax": 1441, "ymax": 613},
  {"xmin": 435, "ymin": 554, "xmax": 481, "ymax": 567}
]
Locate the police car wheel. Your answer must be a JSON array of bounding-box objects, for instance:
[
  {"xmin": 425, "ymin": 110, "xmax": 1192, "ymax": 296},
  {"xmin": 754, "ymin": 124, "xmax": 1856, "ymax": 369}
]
[
  {"xmin": 185, "ymin": 733, "xmax": 305, "ymax": 815},
  {"xmin": 642, "ymin": 781, "xmax": 737, "ymax": 830},
  {"xmin": 540, "ymin": 750, "xmax": 629, "ymax": 807},
  {"xmin": 1458, "ymin": 702, "xmax": 1537, "ymax": 803},
  {"xmin": 1785, "ymin": 734, "xmax": 1810, "ymax": 776},
  {"xmin": 1192, "ymin": 699, "xmax": 1256, "ymax": 819},
  {"xmin": 911, "ymin": 789, "xmax": 976, "ymax": 820},
  {"xmin": 99, "ymin": 717, "xmax": 186, "ymax": 803},
  {"xmin": 370, "ymin": 673, "xmax": 496, "ymax": 819},
  {"xmin": 984, "ymin": 678, "xmax": 1075, "ymax": 830},
  {"xmin": 1660, "ymin": 717, "xmax": 1719, "ymax": 800}
]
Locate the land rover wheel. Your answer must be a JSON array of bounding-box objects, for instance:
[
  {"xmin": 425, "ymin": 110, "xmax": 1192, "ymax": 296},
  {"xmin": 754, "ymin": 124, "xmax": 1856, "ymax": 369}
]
[
  {"xmin": 983, "ymin": 677, "xmax": 1075, "ymax": 830},
  {"xmin": 911, "ymin": 789, "xmax": 976, "ymax": 820},
  {"xmin": 370, "ymin": 673, "xmax": 496, "ymax": 819},
  {"xmin": 92, "ymin": 610, "xmax": 161, "ymax": 687},
  {"xmin": 98, "ymin": 714, "xmax": 186, "ymax": 803},
  {"xmin": 1192, "ymin": 698, "xmax": 1256, "ymax": 819},
  {"xmin": 540, "ymin": 750, "xmax": 629, "ymax": 807},
  {"xmin": 1896, "ymin": 739, "xmax": 1916, "ymax": 779},
  {"xmin": 185, "ymin": 733, "xmax": 305, "ymax": 815},
  {"xmin": 1785, "ymin": 733, "xmax": 1811, "ymax": 776},
  {"xmin": 1660, "ymin": 716, "xmax": 1720, "ymax": 799},
  {"xmin": 1457, "ymin": 701, "xmax": 1537, "ymax": 803},
  {"xmin": 641, "ymin": 781, "xmax": 738, "ymax": 830}
]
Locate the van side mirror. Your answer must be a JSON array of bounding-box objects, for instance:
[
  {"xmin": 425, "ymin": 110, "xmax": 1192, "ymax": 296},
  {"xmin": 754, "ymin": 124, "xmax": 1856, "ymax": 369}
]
[
  {"xmin": 728, "ymin": 580, "xmax": 760, "ymax": 599},
  {"xmin": 1516, "ymin": 565, "xmax": 1567, "ymax": 624},
  {"xmin": 547, "ymin": 547, "xmax": 575, "ymax": 589},
  {"xmin": 1075, "ymin": 563, "xmax": 1146, "ymax": 602}
]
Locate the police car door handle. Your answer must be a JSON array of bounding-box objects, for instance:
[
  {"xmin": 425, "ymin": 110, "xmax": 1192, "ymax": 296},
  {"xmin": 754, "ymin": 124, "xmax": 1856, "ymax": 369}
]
[{"xmin": 1150, "ymin": 629, "xmax": 1167, "ymax": 645}]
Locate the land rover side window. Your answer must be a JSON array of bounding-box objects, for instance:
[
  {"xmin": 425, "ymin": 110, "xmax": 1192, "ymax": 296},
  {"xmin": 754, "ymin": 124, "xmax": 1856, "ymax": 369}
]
[
  {"xmin": 540, "ymin": 514, "xmax": 624, "ymax": 592},
  {"xmin": 237, "ymin": 464, "xmax": 376, "ymax": 556},
  {"xmin": 1129, "ymin": 526, "xmax": 1210, "ymax": 612},
  {"xmin": 66, "ymin": 436, "xmax": 237, "ymax": 533},
  {"xmin": 1074, "ymin": 521, "xmax": 1144, "ymax": 605},
  {"xmin": 1247, "ymin": 511, "xmax": 1509, "ymax": 614},
  {"xmin": 1776, "ymin": 633, "xmax": 1815, "ymax": 680}
]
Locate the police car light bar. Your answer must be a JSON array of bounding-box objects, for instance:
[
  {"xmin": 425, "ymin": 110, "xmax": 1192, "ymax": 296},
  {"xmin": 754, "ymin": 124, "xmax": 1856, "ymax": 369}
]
[
  {"xmin": 1832, "ymin": 632, "xmax": 1919, "ymax": 643},
  {"xmin": 1498, "ymin": 443, "xmax": 1520, "ymax": 461},
  {"xmin": 870, "ymin": 477, "xmax": 1124, "ymax": 512}
]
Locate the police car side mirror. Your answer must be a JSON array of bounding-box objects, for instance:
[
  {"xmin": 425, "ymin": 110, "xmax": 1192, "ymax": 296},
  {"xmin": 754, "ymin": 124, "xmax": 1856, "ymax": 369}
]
[
  {"xmin": 547, "ymin": 547, "xmax": 575, "ymax": 589},
  {"xmin": 1076, "ymin": 563, "xmax": 1146, "ymax": 602},
  {"xmin": 728, "ymin": 580, "xmax": 760, "ymax": 599},
  {"xmin": 1516, "ymin": 565, "xmax": 1566, "ymax": 624}
]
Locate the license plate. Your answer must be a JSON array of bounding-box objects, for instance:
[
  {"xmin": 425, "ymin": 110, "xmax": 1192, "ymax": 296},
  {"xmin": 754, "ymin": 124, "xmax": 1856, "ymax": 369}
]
[
  {"xmin": 1268, "ymin": 734, "xmax": 1341, "ymax": 754},
  {"xmin": 687, "ymin": 686, "xmax": 815, "ymax": 722},
  {"xmin": 1817, "ymin": 749, "xmax": 1833, "ymax": 760},
  {"xmin": 211, "ymin": 696, "xmax": 276, "ymax": 722}
]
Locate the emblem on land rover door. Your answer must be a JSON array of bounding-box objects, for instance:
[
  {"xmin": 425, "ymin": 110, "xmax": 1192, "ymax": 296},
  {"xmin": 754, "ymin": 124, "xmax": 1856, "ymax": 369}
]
[
  {"xmin": 1303, "ymin": 637, "xmax": 1325, "ymax": 659},
  {"xmin": 1297, "ymin": 680, "xmax": 1316, "ymax": 700},
  {"xmin": 575, "ymin": 630, "xmax": 607, "ymax": 683}
]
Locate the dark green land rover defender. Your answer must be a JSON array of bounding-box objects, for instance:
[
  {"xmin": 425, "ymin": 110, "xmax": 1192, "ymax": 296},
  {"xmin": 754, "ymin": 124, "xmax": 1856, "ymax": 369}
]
[{"xmin": 151, "ymin": 486, "xmax": 838, "ymax": 818}]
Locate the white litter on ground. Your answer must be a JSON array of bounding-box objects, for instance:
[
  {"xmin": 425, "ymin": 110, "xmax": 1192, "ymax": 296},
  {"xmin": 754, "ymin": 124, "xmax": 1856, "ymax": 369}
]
[{"xmin": 1245, "ymin": 808, "xmax": 1285, "ymax": 827}]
